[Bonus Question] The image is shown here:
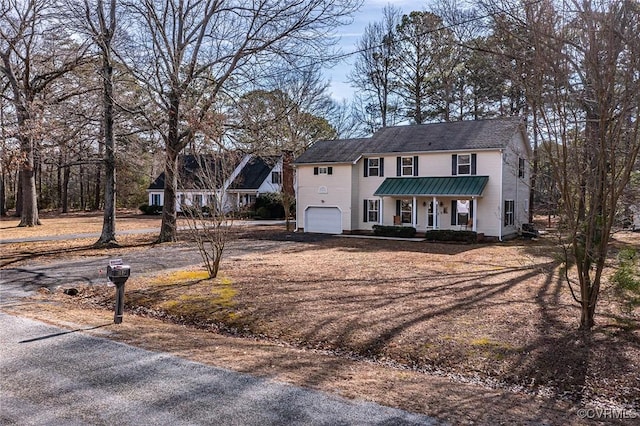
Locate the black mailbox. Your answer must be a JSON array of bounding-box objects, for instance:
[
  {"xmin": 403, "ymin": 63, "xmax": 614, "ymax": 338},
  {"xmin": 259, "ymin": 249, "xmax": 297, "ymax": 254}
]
[{"xmin": 107, "ymin": 259, "xmax": 130, "ymax": 324}]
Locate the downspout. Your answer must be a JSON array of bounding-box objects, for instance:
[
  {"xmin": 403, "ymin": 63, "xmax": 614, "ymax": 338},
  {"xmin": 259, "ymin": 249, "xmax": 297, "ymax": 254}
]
[
  {"xmin": 499, "ymin": 149, "xmax": 504, "ymax": 241},
  {"xmin": 294, "ymin": 165, "xmax": 299, "ymax": 232}
]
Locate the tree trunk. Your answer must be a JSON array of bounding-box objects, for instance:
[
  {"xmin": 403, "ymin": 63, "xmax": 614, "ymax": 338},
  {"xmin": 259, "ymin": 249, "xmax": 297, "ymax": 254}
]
[
  {"xmin": 62, "ymin": 165, "xmax": 70, "ymax": 213},
  {"xmin": 18, "ymin": 140, "xmax": 40, "ymax": 227},
  {"xmin": 0, "ymin": 171, "xmax": 5, "ymax": 217},
  {"xmin": 96, "ymin": 16, "xmax": 117, "ymax": 245},
  {"xmin": 158, "ymin": 146, "xmax": 179, "ymax": 242},
  {"xmin": 580, "ymin": 302, "xmax": 595, "ymax": 330}
]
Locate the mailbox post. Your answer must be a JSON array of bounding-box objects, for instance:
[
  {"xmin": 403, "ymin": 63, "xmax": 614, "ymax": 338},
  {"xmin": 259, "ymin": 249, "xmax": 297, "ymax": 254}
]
[{"xmin": 107, "ymin": 259, "xmax": 130, "ymax": 324}]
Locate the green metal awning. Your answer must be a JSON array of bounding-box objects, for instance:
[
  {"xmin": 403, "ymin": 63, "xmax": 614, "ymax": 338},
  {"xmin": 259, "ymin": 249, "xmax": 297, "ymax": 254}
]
[{"xmin": 373, "ymin": 176, "xmax": 489, "ymax": 197}]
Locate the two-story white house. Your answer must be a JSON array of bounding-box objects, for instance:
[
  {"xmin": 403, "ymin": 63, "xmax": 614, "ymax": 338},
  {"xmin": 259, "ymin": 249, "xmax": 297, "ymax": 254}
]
[{"xmin": 294, "ymin": 117, "xmax": 530, "ymax": 240}]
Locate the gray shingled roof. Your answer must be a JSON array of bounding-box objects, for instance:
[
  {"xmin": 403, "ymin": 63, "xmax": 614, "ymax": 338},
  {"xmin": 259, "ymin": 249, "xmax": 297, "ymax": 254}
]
[
  {"xmin": 147, "ymin": 153, "xmax": 242, "ymax": 190},
  {"xmin": 293, "ymin": 138, "xmax": 372, "ymax": 164},
  {"xmin": 228, "ymin": 156, "xmax": 278, "ymax": 190},
  {"xmin": 294, "ymin": 117, "xmax": 523, "ymax": 165}
]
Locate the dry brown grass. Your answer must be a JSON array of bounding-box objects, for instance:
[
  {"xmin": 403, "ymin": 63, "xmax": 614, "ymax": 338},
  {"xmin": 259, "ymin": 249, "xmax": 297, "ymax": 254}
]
[{"xmin": 2, "ymin": 211, "xmax": 639, "ymax": 424}]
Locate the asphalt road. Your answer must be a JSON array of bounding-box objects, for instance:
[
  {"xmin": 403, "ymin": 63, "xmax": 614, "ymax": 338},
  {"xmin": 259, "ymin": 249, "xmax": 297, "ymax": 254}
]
[{"xmin": 0, "ymin": 313, "xmax": 439, "ymax": 425}]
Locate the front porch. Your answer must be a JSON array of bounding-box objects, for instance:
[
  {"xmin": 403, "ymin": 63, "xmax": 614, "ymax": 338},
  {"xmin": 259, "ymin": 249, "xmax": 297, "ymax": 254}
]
[{"xmin": 372, "ymin": 176, "xmax": 489, "ymax": 233}]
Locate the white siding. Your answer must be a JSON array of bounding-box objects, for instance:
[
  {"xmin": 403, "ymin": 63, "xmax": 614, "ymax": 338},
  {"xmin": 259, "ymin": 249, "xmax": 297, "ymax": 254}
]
[
  {"xmin": 501, "ymin": 131, "xmax": 531, "ymax": 238},
  {"xmin": 296, "ymin": 164, "xmax": 353, "ymax": 232}
]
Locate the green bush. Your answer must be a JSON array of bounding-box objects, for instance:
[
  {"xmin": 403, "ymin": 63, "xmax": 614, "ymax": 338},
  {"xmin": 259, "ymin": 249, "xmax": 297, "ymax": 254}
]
[
  {"xmin": 372, "ymin": 225, "xmax": 417, "ymax": 238},
  {"xmin": 255, "ymin": 206, "xmax": 271, "ymax": 219},
  {"xmin": 255, "ymin": 193, "xmax": 284, "ymax": 219},
  {"xmin": 613, "ymin": 248, "xmax": 640, "ymax": 292},
  {"xmin": 425, "ymin": 229, "xmax": 478, "ymax": 243},
  {"xmin": 139, "ymin": 204, "xmax": 162, "ymax": 215}
]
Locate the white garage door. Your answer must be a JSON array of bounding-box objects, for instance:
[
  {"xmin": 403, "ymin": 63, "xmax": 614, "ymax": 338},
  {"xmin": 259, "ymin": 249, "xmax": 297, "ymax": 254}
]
[{"xmin": 305, "ymin": 207, "xmax": 342, "ymax": 234}]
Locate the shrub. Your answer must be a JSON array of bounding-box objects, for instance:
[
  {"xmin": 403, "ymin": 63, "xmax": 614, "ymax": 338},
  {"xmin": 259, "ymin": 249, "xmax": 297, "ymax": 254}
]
[
  {"xmin": 139, "ymin": 204, "xmax": 162, "ymax": 215},
  {"xmin": 255, "ymin": 193, "xmax": 284, "ymax": 219},
  {"xmin": 613, "ymin": 248, "xmax": 640, "ymax": 292},
  {"xmin": 255, "ymin": 206, "xmax": 271, "ymax": 219},
  {"xmin": 425, "ymin": 229, "xmax": 478, "ymax": 243},
  {"xmin": 372, "ymin": 225, "xmax": 417, "ymax": 238}
]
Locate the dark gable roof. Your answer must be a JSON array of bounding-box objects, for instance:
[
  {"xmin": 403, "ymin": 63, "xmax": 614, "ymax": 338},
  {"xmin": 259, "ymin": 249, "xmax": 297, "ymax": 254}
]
[
  {"xmin": 293, "ymin": 138, "xmax": 372, "ymax": 164},
  {"xmin": 229, "ymin": 156, "xmax": 278, "ymax": 190},
  {"xmin": 294, "ymin": 117, "xmax": 523, "ymax": 165},
  {"xmin": 147, "ymin": 153, "xmax": 242, "ymax": 190}
]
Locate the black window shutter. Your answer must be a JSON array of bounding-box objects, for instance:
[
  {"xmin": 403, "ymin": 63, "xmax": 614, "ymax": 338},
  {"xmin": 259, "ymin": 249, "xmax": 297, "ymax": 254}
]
[
  {"xmin": 396, "ymin": 200, "xmax": 401, "ymax": 216},
  {"xmin": 413, "ymin": 155, "xmax": 419, "ymax": 176},
  {"xmin": 364, "ymin": 158, "xmax": 368, "ymax": 177},
  {"xmin": 380, "ymin": 158, "xmax": 384, "ymax": 177},
  {"xmin": 328, "ymin": 166, "xmax": 333, "ymax": 175},
  {"xmin": 470, "ymin": 199, "xmax": 474, "ymax": 219},
  {"xmin": 451, "ymin": 200, "xmax": 457, "ymax": 225},
  {"xmin": 363, "ymin": 199, "xmax": 368, "ymax": 222},
  {"xmin": 451, "ymin": 155, "xmax": 457, "ymax": 175},
  {"xmin": 314, "ymin": 167, "xmax": 319, "ymax": 175},
  {"xmin": 396, "ymin": 157, "xmax": 401, "ymax": 176},
  {"xmin": 471, "ymin": 154, "xmax": 477, "ymax": 175}
]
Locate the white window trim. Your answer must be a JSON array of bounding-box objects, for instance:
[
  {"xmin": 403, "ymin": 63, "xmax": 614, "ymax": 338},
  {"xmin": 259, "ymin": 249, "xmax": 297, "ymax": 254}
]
[
  {"xmin": 504, "ymin": 200, "xmax": 515, "ymax": 226},
  {"xmin": 457, "ymin": 154, "xmax": 471, "ymax": 175},
  {"xmin": 400, "ymin": 199, "xmax": 412, "ymax": 224},
  {"xmin": 367, "ymin": 158, "xmax": 380, "ymax": 177},
  {"xmin": 401, "ymin": 156, "xmax": 414, "ymax": 177},
  {"xmin": 367, "ymin": 199, "xmax": 379, "ymax": 222}
]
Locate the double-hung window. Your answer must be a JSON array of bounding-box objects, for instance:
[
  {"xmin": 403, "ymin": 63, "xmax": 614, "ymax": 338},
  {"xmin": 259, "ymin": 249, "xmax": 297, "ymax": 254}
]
[
  {"xmin": 363, "ymin": 199, "xmax": 379, "ymax": 222},
  {"xmin": 504, "ymin": 200, "xmax": 515, "ymax": 226},
  {"xmin": 400, "ymin": 200, "xmax": 412, "ymax": 223},
  {"xmin": 457, "ymin": 154, "xmax": 471, "ymax": 175},
  {"xmin": 367, "ymin": 158, "xmax": 380, "ymax": 176},
  {"xmin": 401, "ymin": 156, "xmax": 414, "ymax": 176},
  {"xmin": 518, "ymin": 158, "xmax": 526, "ymax": 178},
  {"xmin": 151, "ymin": 194, "xmax": 161, "ymax": 206},
  {"xmin": 271, "ymin": 171, "xmax": 282, "ymax": 184}
]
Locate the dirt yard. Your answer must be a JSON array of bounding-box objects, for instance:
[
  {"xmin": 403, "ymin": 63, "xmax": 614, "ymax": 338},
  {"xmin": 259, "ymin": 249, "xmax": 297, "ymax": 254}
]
[{"xmin": 2, "ymin": 211, "xmax": 639, "ymax": 425}]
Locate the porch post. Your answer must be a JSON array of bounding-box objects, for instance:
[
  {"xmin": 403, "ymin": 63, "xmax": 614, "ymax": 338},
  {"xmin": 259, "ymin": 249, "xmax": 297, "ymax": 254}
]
[
  {"xmin": 412, "ymin": 196, "xmax": 417, "ymax": 228},
  {"xmin": 379, "ymin": 196, "xmax": 384, "ymax": 225},
  {"xmin": 472, "ymin": 197, "xmax": 478, "ymax": 232},
  {"xmin": 433, "ymin": 196, "xmax": 438, "ymax": 230}
]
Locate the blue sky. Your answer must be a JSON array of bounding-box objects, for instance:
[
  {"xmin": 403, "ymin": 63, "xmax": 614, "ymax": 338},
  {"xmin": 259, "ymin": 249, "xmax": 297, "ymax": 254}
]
[{"xmin": 326, "ymin": 0, "xmax": 429, "ymax": 103}]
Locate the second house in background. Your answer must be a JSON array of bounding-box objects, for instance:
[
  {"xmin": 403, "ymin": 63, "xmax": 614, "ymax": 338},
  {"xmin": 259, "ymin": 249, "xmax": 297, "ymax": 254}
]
[{"xmin": 147, "ymin": 153, "xmax": 291, "ymax": 214}]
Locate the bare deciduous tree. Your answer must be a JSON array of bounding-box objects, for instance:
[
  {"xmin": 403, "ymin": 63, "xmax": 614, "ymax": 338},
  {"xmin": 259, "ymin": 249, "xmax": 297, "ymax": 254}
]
[
  {"xmin": 348, "ymin": 4, "xmax": 402, "ymax": 131},
  {"xmin": 122, "ymin": 0, "xmax": 360, "ymax": 243},
  {"xmin": 0, "ymin": 0, "xmax": 87, "ymax": 226},
  {"xmin": 488, "ymin": 0, "xmax": 640, "ymax": 329},
  {"xmin": 177, "ymin": 152, "xmax": 239, "ymax": 278}
]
